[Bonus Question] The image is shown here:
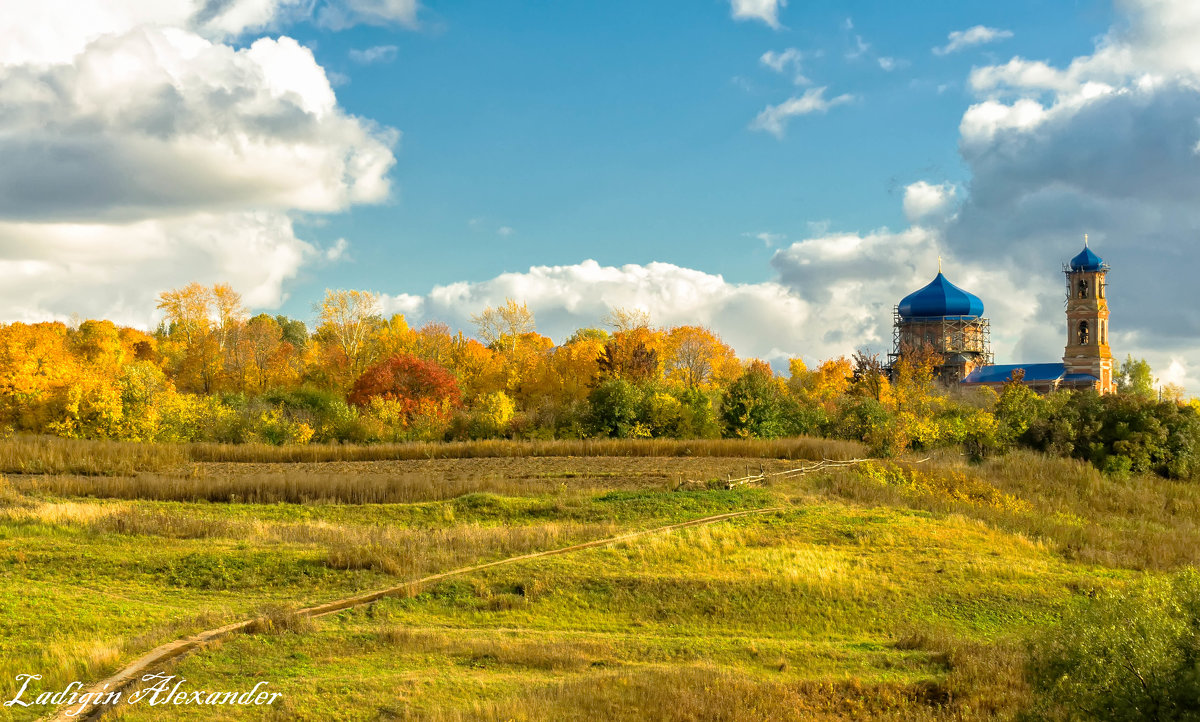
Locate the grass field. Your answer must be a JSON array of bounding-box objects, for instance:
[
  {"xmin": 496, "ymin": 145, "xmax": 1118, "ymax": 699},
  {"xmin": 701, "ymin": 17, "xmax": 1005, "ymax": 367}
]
[{"xmin": 0, "ymin": 438, "xmax": 1193, "ymax": 720}]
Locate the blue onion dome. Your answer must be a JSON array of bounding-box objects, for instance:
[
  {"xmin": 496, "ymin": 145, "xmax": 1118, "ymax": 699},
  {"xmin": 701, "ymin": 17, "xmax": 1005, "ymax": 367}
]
[
  {"xmin": 1069, "ymin": 245, "xmax": 1106, "ymax": 271},
  {"xmin": 898, "ymin": 272, "xmax": 985, "ymax": 319}
]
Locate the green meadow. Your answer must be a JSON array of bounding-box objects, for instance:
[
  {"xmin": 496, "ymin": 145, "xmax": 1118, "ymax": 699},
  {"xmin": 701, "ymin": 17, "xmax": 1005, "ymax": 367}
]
[{"xmin": 1, "ymin": 439, "xmax": 1196, "ymax": 720}]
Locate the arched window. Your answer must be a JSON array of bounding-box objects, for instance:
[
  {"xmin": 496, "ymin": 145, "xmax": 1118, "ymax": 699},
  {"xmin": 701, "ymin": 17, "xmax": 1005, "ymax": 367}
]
[
  {"xmin": 1077, "ymin": 279, "xmax": 1089, "ymax": 299},
  {"xmin": 1100, "ymin": 321, "xmax": 1106, "ymax": 345},
  {"xmin": 1098, "ymin": 280, "xmax": 1105, "ymax": 299},
  {"xmin": 1078, "ymin": 321, "xmax": 1090, "ymax": 345}
]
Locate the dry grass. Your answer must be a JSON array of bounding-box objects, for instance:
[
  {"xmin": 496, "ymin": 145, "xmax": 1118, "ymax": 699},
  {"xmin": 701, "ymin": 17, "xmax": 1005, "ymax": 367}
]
[
  {"xmin": 820, "ymin": 449, "xmax": 1200, "ymax": 571},
  {"xmin": 0, "ymin": 435, "xmax": 865, "ymax": 479},
  {"xmin": 13, "ymin": 470, "xmax": 578, "ymax": 504},
  {"xmin": 0, "ymin": 435, "xmax": 186, "ymax": 475},
  {"xmin": 185, "ymin": 436, "xmax": 866, "ymax": 464},
  {"xmin": 395, "ymin": 626, "xmax": 1027, "ymax": 721},
  {"xmin": 420, "ymin": 665, "xmax": 958, "ymax": 722},
  {"xmin": 12, "ymin": 455, "xmax": 809, "ymax": 504},
  {"xmin": 379, "ymin": 628, "xmax": 618, "ymax": 672},
  {"xmin": 321, "ymin": 520, "xmax": 617, "ymax": 578},
  {"xmin": 244, "ymin": 603, "xmax": 316, "ymax": 635},
  {"xmin": 14, "ymin": 500, "xmax": 619, "ymax": 579},
  {"xmin": 0, "ymin": 608, "xmax": 232, "ymax": 706}
]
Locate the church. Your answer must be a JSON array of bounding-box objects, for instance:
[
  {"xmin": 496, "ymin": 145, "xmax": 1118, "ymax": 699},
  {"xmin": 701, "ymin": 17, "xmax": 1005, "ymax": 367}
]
[{"xmin": 889, "ymin": 240, "xmax": 1115, "ymax": 394}]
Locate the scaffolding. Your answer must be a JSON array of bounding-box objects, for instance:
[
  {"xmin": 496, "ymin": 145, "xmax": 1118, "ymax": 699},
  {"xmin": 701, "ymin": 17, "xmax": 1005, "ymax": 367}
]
[{"xmin": 888, "ymin": 307, "xmax": 993, "ymax": 381}]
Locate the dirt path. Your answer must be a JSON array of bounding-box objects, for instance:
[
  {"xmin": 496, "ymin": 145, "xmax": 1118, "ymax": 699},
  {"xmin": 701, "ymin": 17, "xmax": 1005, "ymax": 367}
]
[{"xmin": 44, "ymin": 505, "xmax": 786, "ymax": 721}]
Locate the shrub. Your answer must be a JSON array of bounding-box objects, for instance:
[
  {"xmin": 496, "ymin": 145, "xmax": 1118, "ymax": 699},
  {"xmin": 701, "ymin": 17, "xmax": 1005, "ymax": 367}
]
[
  {"xmin": 1027, "ymin": 569, "xmax": 1200, "ymax": 721},
  {"xmin": 720, "ymin": 361, "xmax": 789, "ymax": 439},
  {"xmin": 1023, "ymin": 391, "xmax": 1200, "ymax": 479},
  {"xmin": 587, "ymin": 378, "xmax": 643, "ymax": 438}
]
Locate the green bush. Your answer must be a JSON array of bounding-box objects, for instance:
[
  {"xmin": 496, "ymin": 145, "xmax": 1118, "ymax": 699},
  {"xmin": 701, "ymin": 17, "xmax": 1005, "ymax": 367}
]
[
  {"xmin": 1022, "ymin": 392, "xmax": 1200, "ymax": 479},
  {"xmin": 720, "ymin": 362, "xmax": 790, "ymax": 439},
  {"xmin": 586, "ymin": 378, "xmax": 644, "ymax": 438},
  {"xmin": 1027, "ymin": 569, "xmax": 1200, "ymax": 721}
]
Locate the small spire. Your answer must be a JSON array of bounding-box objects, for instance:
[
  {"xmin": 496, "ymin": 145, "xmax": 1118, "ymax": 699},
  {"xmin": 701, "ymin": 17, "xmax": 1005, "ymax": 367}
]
[
  {"xmin": 1084, "ymin": 233, "xmax": 1088, "ymax": 247},
  {"xmin": 937, "ymin": 255, "xmax": 942, "ymax": 273}
]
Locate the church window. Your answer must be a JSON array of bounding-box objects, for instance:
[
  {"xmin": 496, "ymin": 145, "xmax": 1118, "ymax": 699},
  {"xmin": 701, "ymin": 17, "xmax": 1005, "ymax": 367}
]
[
  {"xmin": 1077, "ymin": 279, "xmax": 1089, "ymax": 299},
  {"xmin": 1078, "ymin": 321, "xmax": 1089, "ymax": 345}
]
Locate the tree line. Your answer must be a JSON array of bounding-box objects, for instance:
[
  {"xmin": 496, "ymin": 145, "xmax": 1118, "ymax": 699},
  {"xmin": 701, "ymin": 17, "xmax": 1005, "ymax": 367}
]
[{"xmin": 0, "ymin": 282, "xmax": 1196, "ymax": 479}]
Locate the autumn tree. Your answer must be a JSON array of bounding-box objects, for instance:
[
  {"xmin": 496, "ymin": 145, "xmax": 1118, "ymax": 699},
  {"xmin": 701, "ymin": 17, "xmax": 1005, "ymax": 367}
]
[
  {"xmin": 1116, "ymin": 355, "xmax": 1155, "ymax": 400},
  {"xmin": 157, "ymin": 282, "xmax": 212, "ymax": 349},
  {"xmin": 604, "ymin": 307, "xmax": 651, "ymax": 332},
  {"xmin": 0, "ymin": 322, "xmax": 77, "ymax": 429},
  {"xmin": 348, "ymin": 354, "xmax": 462, "ymax": 436},
  {"xmin": 850, "ymin": 350, "xmax": 891, "ymax": 403},
  {"xmin": 413, "ymin": 321, "xmax": 455, "ymax": 366},
  {"xmin": 891, "ymin": 344, "xmax": 942, "ymax": 415},
  {"xmin": 546, "ymin": 330, "xmax": 607, "ymax": 403},
  {"xmin": 156, "ymin": 282, "xmax": 245, "ymax": 393},
  {"xmin": 789, "ymin": 357, "xmax": 853, "ymax": 412},
  {"xmin": 375, "ymin": 314, "xmax": 416, "ymax": 361},
  {"xmin": 314, "ymin": 289, "xmax": 383, "ymax": 388},
  {"xmin": 69, "ymin": 320, "xmax": 125, "ymax": 374},
  {"xmin": 598, "ymin": 327, "xmax": 662, "ymax": 383},
  {"xmin": 662, "ymin": 326, "xmax": 740, "ymax": 391},
  {"xmin": 471, "ymin": 299, "xmax": 535, "ymax": 355}
]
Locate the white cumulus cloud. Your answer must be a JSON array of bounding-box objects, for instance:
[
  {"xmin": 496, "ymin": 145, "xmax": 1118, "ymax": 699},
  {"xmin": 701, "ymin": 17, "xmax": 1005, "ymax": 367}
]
[
  {"xmin": 0, "ymin": 0, "xmax": 400, "ymax": 326},
  {"xmin": 935, "ymin": 0, "xmax": 1200, "ymax": 389},
  {"xmin": 903, "ymin": 181, "xmax": 958, "ymax": 225},
  {"xmin": 381, "ymin": 260, "xmax": 817, "ymax": 364}
]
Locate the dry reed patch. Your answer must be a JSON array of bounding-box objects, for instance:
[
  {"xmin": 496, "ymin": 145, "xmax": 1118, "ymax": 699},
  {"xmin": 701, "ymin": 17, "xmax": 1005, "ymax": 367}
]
[
  {"xmin": 0, "ymin": 498, "xmax": 117, "ymax": 526},
  {"xmin": 604, "ymin": 522, "xmax": 774, "ymax": 576},
  {"xmin": 185, "ymin": 436, "xmax": 866, "ymax": 464},
  {"xmin": 13, "ymin": 455, "xmax": 809, "ymax": 504},
  {"xmin": 12, "ymin": 470, "xmax": 575, "ymax": 504},
  {"xmin": 0, "ymin": 435, "xmax": 186, "ymax": 476}
]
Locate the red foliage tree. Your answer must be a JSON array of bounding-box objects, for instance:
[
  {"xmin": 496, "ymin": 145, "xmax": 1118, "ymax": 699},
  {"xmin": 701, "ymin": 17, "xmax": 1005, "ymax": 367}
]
[{"xmin": 347, "ymin": 353, "xmax": 462, "ymax": 413}]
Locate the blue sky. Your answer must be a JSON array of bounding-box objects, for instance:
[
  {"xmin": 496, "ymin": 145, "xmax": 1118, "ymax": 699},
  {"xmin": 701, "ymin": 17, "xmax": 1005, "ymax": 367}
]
[
  {"xmin": 282, "ymin": 0, "xmax": 1110, "ymax": 300},
  {"xmin": 2, "ymin": 0, "xmax": 1199, "ymax": 392}
]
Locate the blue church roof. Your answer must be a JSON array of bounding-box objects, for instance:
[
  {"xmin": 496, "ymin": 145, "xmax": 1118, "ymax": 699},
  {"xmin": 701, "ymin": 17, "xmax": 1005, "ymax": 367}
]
[
  {"xmin": 962, "ymin": 363, "xmax": 1066, "ymax": 385},
  {"xmin": 897, "ymin": 272, "xmax": 985, "ymax": 320},
  {"xmin": 1069, "ymin": 245, "xmax": 1106, "ymax": 271}
]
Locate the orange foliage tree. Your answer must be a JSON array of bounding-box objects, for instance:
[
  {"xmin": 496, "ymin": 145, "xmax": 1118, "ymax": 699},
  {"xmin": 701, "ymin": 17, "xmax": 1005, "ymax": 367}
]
[{"xmin": 347, "ymin": 354, "xmax": 462, "ymax": 421}]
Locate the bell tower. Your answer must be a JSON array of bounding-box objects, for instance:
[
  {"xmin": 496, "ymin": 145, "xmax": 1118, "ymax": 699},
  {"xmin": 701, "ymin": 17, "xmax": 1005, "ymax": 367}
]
[{"xmin": 1062, "ymin": 236, "xmax": 1114, "ymax": 393}]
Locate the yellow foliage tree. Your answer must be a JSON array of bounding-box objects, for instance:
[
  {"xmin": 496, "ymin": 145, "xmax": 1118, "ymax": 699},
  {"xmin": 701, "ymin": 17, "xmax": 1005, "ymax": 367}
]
[{"xmin": 661, "ymin": 325, "xmax": 740, "ymax": 391}]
